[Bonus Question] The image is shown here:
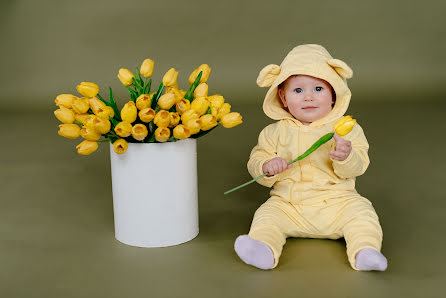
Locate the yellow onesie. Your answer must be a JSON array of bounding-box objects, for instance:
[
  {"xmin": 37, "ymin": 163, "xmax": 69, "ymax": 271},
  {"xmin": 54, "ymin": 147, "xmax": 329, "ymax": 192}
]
[{"xmin": 246, "ymin": 44, "xmax": 383, "ymax": 270}]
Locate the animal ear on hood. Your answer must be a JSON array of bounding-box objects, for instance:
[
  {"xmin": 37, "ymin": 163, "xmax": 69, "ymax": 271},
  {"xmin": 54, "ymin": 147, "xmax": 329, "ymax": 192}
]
[
  {"xmin": 327, "ymin": 58, "xmax": 353, "ymax": 79},
  {"xmin": 256, "ymin": 64, "xmax": 281, "ymax": 87}
]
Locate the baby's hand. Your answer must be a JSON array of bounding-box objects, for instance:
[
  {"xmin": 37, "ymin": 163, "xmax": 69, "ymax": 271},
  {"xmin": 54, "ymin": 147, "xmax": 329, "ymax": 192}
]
[
  {"xmin": 262, "ymin": 157, "xmax": 292, "ymax": 177},
  {"xmin": 329, "ymin": 133, "xmax": 352, "ymax": 161}
]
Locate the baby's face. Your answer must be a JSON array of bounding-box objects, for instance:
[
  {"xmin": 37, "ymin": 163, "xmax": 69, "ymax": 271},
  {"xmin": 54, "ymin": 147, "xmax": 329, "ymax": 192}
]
[{"xmin": 278, "ymin": 75, "xmax": 334, "ymax": 125}]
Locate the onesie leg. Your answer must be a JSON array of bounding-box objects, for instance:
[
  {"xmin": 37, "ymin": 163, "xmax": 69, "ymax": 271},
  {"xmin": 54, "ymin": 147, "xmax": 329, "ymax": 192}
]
[
  {"xmin": 234, "ymin": 235, "xmax": 275, "ymax": 270},
  {"xmin": 340, "ymin": 198, "xmax": 385, "ymax": 271},
  {"xmin": 355, "ymin": 248, "xmax": 387, "ymax": 271}
]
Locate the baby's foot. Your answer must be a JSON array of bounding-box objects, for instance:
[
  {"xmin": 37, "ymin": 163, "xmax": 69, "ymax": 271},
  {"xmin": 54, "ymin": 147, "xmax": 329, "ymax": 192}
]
[
  {"xmin": 355, "ymin": 248, "xmax": 388, "ymax": 271},
  {"xmin": 234, "ymin": 235, "xmax": 274, "ymax": 270}
]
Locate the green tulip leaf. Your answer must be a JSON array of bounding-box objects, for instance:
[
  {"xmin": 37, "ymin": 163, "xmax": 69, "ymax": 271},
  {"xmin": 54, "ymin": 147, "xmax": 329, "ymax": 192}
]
[
  {"xmin": 184, "ymin": 71, "xmax": 203, "ymax": 101},
  {"xmin": 151, "ymin": 83, "xmax": 165, "ymax": 109}
]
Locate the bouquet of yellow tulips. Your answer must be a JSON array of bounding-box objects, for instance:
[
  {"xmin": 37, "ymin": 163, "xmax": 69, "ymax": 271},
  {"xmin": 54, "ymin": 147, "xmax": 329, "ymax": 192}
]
[{"xmin": 54, "ymin": 59, "xmax": 243, "ymax": 155}]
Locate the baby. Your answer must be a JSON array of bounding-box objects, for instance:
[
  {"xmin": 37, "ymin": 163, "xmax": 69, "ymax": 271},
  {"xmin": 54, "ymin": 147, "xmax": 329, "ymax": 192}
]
[{"xmin": 234, "ymin": 44, "xmax": 387, "ymax": 271}]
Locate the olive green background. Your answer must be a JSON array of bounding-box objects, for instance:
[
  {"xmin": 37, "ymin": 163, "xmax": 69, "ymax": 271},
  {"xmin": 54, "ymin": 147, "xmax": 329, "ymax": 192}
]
[{"xmin": 1, "ymin": 0, "xmax": 445, "ymax": 297}]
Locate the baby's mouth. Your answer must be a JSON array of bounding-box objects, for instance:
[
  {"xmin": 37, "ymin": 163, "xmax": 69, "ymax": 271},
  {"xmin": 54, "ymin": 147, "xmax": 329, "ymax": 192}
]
[{"xmin": 302, "ymin": 106, "xmax": 318, "ymax": 109}]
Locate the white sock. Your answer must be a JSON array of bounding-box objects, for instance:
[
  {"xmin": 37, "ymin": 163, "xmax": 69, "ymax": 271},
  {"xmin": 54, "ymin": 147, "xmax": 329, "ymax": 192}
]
[
  {"xmin": 355, "ymin": 248, "xmax": 388, "ymax": 271},
  {"xmin": 234, "ymin": 235, "xmax": 275, "ymax": 270}
]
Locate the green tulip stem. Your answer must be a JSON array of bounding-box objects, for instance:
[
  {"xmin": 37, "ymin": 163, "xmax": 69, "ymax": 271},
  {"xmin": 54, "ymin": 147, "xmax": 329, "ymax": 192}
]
[{"xmin": 223, "ymin": 132, "xmax": 334, "ymax": 195}]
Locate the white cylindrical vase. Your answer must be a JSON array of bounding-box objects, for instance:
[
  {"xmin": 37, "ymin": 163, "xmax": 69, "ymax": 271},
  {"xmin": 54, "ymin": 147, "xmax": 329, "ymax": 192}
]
[{"xmin": 109, "ymin": 138, "xmax": 199, "ymax": 247}]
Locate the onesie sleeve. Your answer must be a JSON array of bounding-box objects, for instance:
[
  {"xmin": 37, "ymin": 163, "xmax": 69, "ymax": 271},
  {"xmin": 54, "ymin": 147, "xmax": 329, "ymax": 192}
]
[
  {"xmin": 247, "ymin": 123, "xmax": 281, "ymax": 187},
  {"xmin": 331, "ymin": 122, "xmax": 370, "ymax": 179}
]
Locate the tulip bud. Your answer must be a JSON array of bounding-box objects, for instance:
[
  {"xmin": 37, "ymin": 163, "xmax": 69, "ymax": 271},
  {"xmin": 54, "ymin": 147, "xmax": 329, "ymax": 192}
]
[
  {"xmin": 97, "ymin": 106, "xmax": 115, "ymax": 119},
  {"xmin": 334, "ymin": 116, "xmax": 356, "ymax": 136},
  {"xmin": 208, "ymin": 94, "xmax": 225, "ymax": 110},
  {"xmin": 76, "ymin": 82, "xmax": 99, "ymax": 98},
  {"xmin": 154, "ymin": 127, "xmax": 170, "ymax": 142},
  {"xmin": 80, "ymin": 126, "xmax": 101, "ymax": 141},
  {"xmin": 162, "ymin": 68, "xmax": 179, "ymax": 87},
  {"xmin": 181, "ymin": 109, "xmax": 199, "ymax": 123},
  {"xmin": 216, "ymin": 103, "xmax": 231, "ymax": 120},
  {"xmin": 89, "ymin": 97, "xmax": 107, "ymax": 115},
  {"xmin": 118, "ymin": 68, "xmax": 135, "ymax": 86},
  {"xmin": 135, "ymin": 94, "xmax": 152, "ymax": 110},
  {"xmin": 184, "ymin": 119, "xmax": 201, "ymax": 135},
  {"xmin": 193, "ymin": 83, "xmax": 208, "ymax": 98},
  {"xmin": 55, "ymin": 94, "xmax": 76, "ymax": 108},
  {"xmin": 54, "ymin": 106, "xmax": 75, "ymax": 124},
  {"xmin": 93, "ymin": 117, "xmax": 111, "ymax": 134},
  {"xmin": 169, "ymin": 112, "xmax": 180, "ymax": 128},
  {"xmin": 114, "ymin": 121, "xmax": 133, "ymax": 137},
  {"xmin": 154, "ymin": 110, "xmax": 171, "ymax": 128},
  {"xmin": 176, "ymin": 98, "xmax": 191, "ymax": 115},
  {"xmin": 140, "ymin": 59, "xmax": 154, "ymax": 78},
  {"xmin": 75, "ymin": 113, "xmax": 90, "ymax": 125},
  {"xmin": 131, "ymin": 124, "xmax": 148, "ymax": 141},
  {"xmin": 200, "ymin": 114, "xmax": 218, "ymax": 131},
  {"xmin": 138, "ymin": 108, "xmax": 156, "ymax": 123},
  {"xmin": 121, "ymin": 101, "xmax": 138, "ymax": 123},
  {"xmin": 113, "ymin": 139, "xmax": 128, "ymax": 154},
  {"xmin": 173, "ymin": 124, "xmax": 191, "ymax": 140},
  {"xmin": 58, "ymin": 124, "xmax": 81, "ymax": 139},
  {"xmin": 157, "ymin": 93, "xmax": 176, "ymax": 110},
  {"xmin": 76, "ymin": 140, "xmax": 98, "ymax": 155},
  {"xmin": 188, "ymin": 64, "xmax": 211, "ymax": 85},
  {"xmin": 221, "ymin": 112, "xmax": 243, "ymax": 128},
  {"xmin": 191, "ymin": 97, "xmax": 210, "ymax": 116},
  {"xmin": 72, "ymin": 97, "xmax": 90, "ymax": 114},
  {"xmin": 165, "ymin": 86, "xmax": 183, "ymax": 102},
  {"xmin": 83, "ymin": 115, "xmax": 97, "ymax": 129}
]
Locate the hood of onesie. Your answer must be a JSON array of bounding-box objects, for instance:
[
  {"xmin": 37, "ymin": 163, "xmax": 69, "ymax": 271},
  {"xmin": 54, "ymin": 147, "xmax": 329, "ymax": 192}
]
[{"xmin": 256, "ymin": 44, "xmax": 354, "ymax": 127}]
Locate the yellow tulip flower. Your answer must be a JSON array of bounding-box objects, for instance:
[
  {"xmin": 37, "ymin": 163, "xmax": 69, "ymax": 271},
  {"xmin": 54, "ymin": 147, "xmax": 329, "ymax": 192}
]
[
  {"xmin": 188, "ymin": 64, "xmax": 211, "ymax": 85},
  {"xmin": 184, "ymin": 119, "xmax": 201, "ymax": 135},
  {"xmin": 162, "ymin": 68, "xmax": 179, "ymax": 87},
  {"xmin": 80, "ymin": 126, "xmax": 101, "ymax": 141},
  {"xmin": 191, "ymin": 97, "xmax": 210, "ymax": 116},
  {"xmin": 97, "ymin": 106, "xmax": 114, "ymax": 119},
  {"xmin": 83, "ymin": 115, "xmax": 97, "ymax": 129},
  {"xmin": 93, "ymin": 117, "xmax": 111, "ymax": 134},
  {"xmin": 55, "ymin": 94, "xmax": 76, "ymax": 108},
  {"xmin": 221, "ymin": 112, "xmax": 243, "ymax": 128},
  {"xmin": 154, "ymin": 110, "xmax": 171, "ymax": 127},
  {"xmin": 194, "ymin": 83, "xmax": 208, "ymax": 98},
  {"xmin": 217, "ymin": 102, "xmax": 231, "ymax": 120},
  {"xmin": 76, "ymin": 140, "xmax": 98, "ymax": 155},
  {"xmin": 72, "ymin": 97, "xmax": 90, "ymax": 114},
  {"xmin": 121, "ymin": 101, "xmax": 138, "ymax": 123},
  {"xmin": 58, "ymin": 124, "xmax": 81, "ymax": 139},
  {"xmin": 118, "ymin": 68, "xmax": 135, "ymax": 86},
  {"xmin": 208, "ymin": 94, "xmax": 225, "ymax": 110},
  {"xmin": 154, "ymin": 127, "xmax": 170, "ymax": 142},
  {"xmin": 54, "ymin": 106, "xmax": 75, "ymax": 124},
  {"xmin": 75, "ymin": 113, "xmax": 89, "ymax": 125},
  {"xmin": 132, "ymin": 124, "xmax": 148, "ymax": 141},
  {"xmin": 334, "ymin": 115, "xmax": 356, "ymax": 136},
  {"xmin": 138, "ymin": 108, "xmax": 156, "ymax": 123},
  {"xmin": 140, "ymin": 59, "xmax": 154, "ymax": 78},
  {"xmin": 165, "ymin": 86, "xmax": 183, "ymax": 102},
  {"xmin": 76, "ymin": 82, "xmax": 99, "ymax": 98},
  {"xmin": 200, "ymin": 114, "xmax": 218, "ymax": 131},
  {"xmin": 176, "ymin": 98, "xmax": 191, "ymax": 115},
  {"xmin": 181, "ymin": 109, "xmax": 199, "ymax": 123},
  {"xmin": 113, "ymin": 139, "xmax": 128, "ymax": 154},
  {"xmin": 169, "ymin": 112, "xmax": 180, "ymax": 128},
  {"xmin": 135, "ymin": 94, "xmax": 152, "ymax": 110},
  {"xmin": 89, "ymin": 97, "xmax": 107, "ymax": 115},
  {"xmin": 157, "ymin": 93, "xmax": 176, "ymax": 110},
  {"xmin": 173, "ymin": 124, "xmax": 191, "ymax": 140},
  {"xmin": 114, "ymin": 121, "xmax": 133, "ymax": 137}
]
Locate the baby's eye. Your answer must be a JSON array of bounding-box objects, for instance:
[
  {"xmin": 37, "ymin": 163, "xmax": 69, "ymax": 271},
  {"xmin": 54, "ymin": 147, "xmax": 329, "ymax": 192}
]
[
  {"xmin": 294, "ymin": 88, "xmax": 302, "ymax": 93},
  {"xmin": 315, "ymin": 86, "xmax": 323, "ymax": 92}
]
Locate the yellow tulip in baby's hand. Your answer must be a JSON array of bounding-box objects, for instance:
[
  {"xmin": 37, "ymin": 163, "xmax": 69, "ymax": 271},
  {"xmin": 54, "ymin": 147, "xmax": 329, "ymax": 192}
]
[
  {"xmin": 262, "ymin": 157, "xmax": 293, "ymax": 177},
  {"xmin": 328, "ymin": 133, "xmax": 352, "ymax": 161}
]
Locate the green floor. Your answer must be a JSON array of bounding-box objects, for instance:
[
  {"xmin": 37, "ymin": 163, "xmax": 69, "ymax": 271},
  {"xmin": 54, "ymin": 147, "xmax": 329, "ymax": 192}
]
[{"xmin": 1, "ymin": 99, "xmax": 445, "ymax": 298}]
